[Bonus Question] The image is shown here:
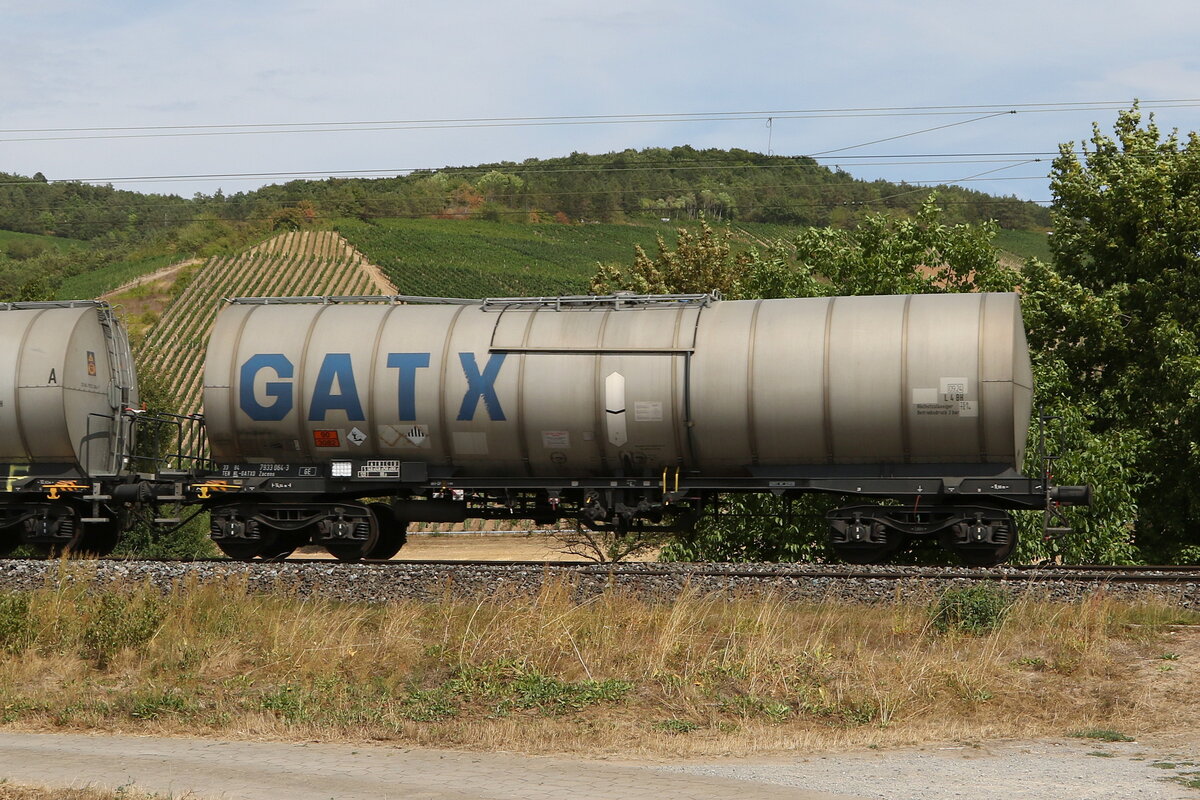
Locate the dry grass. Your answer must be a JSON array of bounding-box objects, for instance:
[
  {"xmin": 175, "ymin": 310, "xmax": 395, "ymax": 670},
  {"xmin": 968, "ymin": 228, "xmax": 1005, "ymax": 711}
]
[
  {"xmin": 0, "ymin": 785, "xmax": 189, "ymax": 799},
  {"xmin": 0, "ymin": 575, "xmax": 1196, "ymax": 757}
]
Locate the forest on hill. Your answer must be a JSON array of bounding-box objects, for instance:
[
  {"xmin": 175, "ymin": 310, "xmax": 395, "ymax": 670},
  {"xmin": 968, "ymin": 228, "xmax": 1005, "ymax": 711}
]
[
  {"xmin": 253, "ymin": 146, "xmax": 1050, "ymax": 229},
  {"xmin": 0, "ymin": 147, "xmax": 1049, "ymax": 300}
]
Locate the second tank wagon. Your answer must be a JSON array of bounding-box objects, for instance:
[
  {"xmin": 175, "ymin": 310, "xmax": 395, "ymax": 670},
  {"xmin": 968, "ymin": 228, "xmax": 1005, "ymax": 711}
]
[{"xmin": 195, "ymin": 292, "xmax": 1077, "ymax": 565}]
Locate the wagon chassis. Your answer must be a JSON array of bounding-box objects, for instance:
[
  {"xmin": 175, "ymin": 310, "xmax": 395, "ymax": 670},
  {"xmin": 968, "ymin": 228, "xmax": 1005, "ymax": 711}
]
[{"xmin": 189, "ymin": 461, "xmax": 1085, "ymax": 566}]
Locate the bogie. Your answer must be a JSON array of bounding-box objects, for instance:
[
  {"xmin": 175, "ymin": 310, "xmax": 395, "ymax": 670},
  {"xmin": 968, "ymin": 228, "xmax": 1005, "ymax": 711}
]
[{"xmin": 828, "ymin": 505, "xmax": 1018, "ymax": 567}]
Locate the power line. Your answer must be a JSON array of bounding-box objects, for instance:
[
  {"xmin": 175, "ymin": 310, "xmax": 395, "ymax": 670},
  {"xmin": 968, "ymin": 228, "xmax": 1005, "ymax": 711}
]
[
  {"xmin": 806, "ymin": 112, "xmax": 1015, "ymax": 156},
  {"xmin": 4, "ymin": 99, "xmax": 1200, "ymax": 143},
  {"xmin": 4, "ymin": 98, "xmax": 1197, "ymax": 134}
]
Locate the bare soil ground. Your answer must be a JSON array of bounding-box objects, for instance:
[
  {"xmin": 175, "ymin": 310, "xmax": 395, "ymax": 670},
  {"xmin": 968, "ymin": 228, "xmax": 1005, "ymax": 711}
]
[
  {"xmin": 299, "ymin": 532, "xmax": 648, "ymax": 561},
  {"xmin": 100, "ymin": 259, "xmax": 199, "ymax": 317},
  {"xmin": 397, "ymin": 532, "xmax": 591, "ymax": 561}
]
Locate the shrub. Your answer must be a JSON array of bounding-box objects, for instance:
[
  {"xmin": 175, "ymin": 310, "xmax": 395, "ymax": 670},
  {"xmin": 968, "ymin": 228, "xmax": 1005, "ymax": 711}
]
[
  {"xmin": 0, "ymin": 593, "xmax": 33, "ymax": 652},
  {"xmin": 930, "ymin": 584, "xmax": 1011, "ymax": 635}
]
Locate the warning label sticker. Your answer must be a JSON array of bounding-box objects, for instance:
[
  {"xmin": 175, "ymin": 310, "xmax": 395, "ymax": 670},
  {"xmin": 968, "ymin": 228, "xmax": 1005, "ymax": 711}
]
[
  {"xmin": 377, "ymin": 424, "xmax": 430, "ymax": 448},
  {"xmin": 313, "ymin": 430, "xmax": 341, "ymax": 448},
  {"xmin": 542, "ymin": 430, "xmax": 571, "ymax": 449},
  {"xmin": 634, "ymin": 401, "xmax": 663, "ymax": 422}
]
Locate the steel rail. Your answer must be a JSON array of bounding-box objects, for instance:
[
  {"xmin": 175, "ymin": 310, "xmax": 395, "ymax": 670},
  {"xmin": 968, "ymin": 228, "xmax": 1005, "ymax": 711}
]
[{"xmin": 4, "ymin": 557, "xmax": 1198, "ymax": 584}]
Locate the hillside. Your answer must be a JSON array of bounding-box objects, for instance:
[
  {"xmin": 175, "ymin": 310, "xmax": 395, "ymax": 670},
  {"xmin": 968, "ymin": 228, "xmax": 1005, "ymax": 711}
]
[
  {"xmin": 337, "ymin": 217, "xmax": 1048, "ymax": 299},
  {"xmin": 335, "ymin": 217, "xmax": 685, "ymax": 297},
  {"xmin": 118, "ymin": 231, "xmax": 393, "ymax": 453},
  {"xmin": 260, "ymin": 146, "xmax": 1051, "ymax": 230},
  {"xmin": 0, "ymin": 147, "xmax": 1052, "ymax": 304}
]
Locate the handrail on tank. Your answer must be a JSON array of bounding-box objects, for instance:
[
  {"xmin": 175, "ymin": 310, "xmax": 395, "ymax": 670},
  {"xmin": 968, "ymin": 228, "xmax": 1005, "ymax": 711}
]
[
  {"xmin": 222, "ymin": 295, "xmax": 481, "ymax": 305},
  {"xmin": 120, "ymin": 408, "xmax": 214, "ymax": 475},
  {"xmin": 0, "ymin": 300, "xmax": 110, "ymax": 311},
  {"xmin": 479, "ymin": 292, "xmax": 721, "ymax": 311},
  {"xmin": 222, "ymin": 292, "xmax": 722, "ymax": 310}
]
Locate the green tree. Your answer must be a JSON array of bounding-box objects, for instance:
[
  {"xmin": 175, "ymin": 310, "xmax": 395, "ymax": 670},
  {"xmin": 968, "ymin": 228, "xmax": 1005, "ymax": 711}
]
[
  {"xmin": 475, "ymin": 170, "xmax": 526, "ymax": 206},
  {"xmin": 1024, "ymin": 105, "xmax": 1200, "ymax": 562},
  {"xmin": 745, "ymin": 196, "xmax": 1018, "ymax": 299},
  {"xmin": 595, "ymin": 202, "xmax": 1049, "ymax": 562},
  {"xmin": 590, "ymin": 220, "xmax": 746, "ymax": 297}
]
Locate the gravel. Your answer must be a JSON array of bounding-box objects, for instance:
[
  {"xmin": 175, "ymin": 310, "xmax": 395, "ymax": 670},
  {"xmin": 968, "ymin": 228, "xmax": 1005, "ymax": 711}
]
[{"xmin": 1, "ymin": 559, "xmax": 1198, "ymax": 606}]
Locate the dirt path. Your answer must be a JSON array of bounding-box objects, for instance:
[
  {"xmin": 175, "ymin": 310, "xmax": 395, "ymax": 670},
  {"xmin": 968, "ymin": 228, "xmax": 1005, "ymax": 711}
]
[
  {"xmin": 1, "ymin": 732, "xmax": 1198, "ymax": 799},
  {"xmin": 0, "ymin": 732, "xmax": 853, "ymax": 800}
]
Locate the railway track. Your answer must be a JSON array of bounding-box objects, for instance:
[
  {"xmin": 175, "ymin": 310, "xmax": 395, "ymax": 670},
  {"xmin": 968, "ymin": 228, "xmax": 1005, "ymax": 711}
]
[
  {"xmin": 263, "ymin": 559, "xmax": 1200, "ymax": 584},
  {"xmin": 1, "ymin": 557, "xmax": 1197, "ymax": 599}
]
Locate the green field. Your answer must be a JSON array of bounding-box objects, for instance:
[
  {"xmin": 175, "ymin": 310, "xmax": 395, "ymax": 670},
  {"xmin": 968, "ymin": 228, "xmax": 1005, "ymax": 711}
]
[
  {"xmin": 994, "ymin": 228, "xmax": 1052, "ymax": 263},
  {"xmin": 335, "ymin": 218, "xmax": 692, "ymax": 297},
  {"xmin": 26, "ymin": 216, "xmax": 1053, "ymax": 304},
  {"xmin": 338, "ymin": 217, "xmax": 1047, "ymax": 298},
  {"xmin": 0, "ymin": 229, "xmax": 89, "ymax": 255},
  {"xmin": 56, "ymin": 253, "xmax": 179, "ymax": 300}
]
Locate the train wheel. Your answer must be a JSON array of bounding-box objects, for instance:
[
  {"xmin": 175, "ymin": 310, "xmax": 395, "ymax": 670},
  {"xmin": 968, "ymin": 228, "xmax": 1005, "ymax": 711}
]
[
  {"xmin": 365, "ymin": 503, "xmax": 408, "ymax": 560},
  {"xmin": 258, "ymin": 531, "xmax": 303, "ymax": 562},
  {"xmin": 26, "ymin": 504, "xmax": 86, "ymax": 558},
  {"xmin": 216, "ymin": 539, "xmax": 270, "ymax": 560},
  {"xmin": 830, "ymin": 522, "xmax": 904, "ymax": 565},
  {"xmin": 945, "ymin": 516, "xmax": 1018, "ymax": 567},
  {"xmin": 325, "ymin": 511, "xmax": 379, "ymax": 563},
  {"xmin": 831, "ymin": 542, "xmax": 900, "ymax": 565}
]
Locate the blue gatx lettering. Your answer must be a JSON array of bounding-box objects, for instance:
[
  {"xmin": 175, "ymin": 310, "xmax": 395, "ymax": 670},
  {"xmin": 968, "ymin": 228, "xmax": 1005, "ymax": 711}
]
[
  {"xmin": 238, "ymin": 351, "xmax": 506, "ymax": 422},
  {"xmin": 387, "ymin": 352, "xmax": 430, "ymax": 421},
  {"xmin": 308, "ymin": 353, "xmax": 365, "ymax": 421},
  {"xmin": 457, "ymin": 353, "xmax": 507, "ymax": 421},
  {"xmin": 240, "ymin": 354, "xmax": 294, "ymax": 421}
]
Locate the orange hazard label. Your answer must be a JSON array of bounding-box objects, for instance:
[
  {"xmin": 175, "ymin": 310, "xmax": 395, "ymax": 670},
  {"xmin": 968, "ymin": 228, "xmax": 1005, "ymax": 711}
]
[{"xmin": 313, "ymin": 430, "xmax": 341, "ymax": 447}]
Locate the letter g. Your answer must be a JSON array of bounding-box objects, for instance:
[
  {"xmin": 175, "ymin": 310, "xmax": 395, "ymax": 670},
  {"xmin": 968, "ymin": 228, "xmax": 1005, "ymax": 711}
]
[{"xmin": 240, "ymin": 354, "xmax": 294, "ymax": 421}]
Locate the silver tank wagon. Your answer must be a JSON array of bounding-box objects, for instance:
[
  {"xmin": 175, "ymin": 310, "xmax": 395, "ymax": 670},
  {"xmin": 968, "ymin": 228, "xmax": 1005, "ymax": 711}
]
[
  {"xmin": 199, "ymin": 293, "xmax": 1080, "ymax": 565},
  {"xmin": 0, "ymin": 301, "xmax": 139, "ymax": 555}
]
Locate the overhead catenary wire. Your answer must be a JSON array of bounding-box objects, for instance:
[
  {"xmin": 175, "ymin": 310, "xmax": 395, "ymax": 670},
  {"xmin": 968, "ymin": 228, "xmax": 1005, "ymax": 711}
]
[
  {"xmin": 2, "ymin": 97, "xmax": 1190, "ymax": 210},
  {"xmin": 805, "ymin": 111, "xmax": 1017, "ymax": 157},
  {"xmin": 3, "ymin": 98, "xmax": 1198, "ymax": 141}
]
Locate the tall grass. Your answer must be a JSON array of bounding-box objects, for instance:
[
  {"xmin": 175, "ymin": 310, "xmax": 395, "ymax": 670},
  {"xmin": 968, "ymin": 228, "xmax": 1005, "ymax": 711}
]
[{"xmin": 0, "ymin": 575, "xmax": 1195, "ymax": 755}]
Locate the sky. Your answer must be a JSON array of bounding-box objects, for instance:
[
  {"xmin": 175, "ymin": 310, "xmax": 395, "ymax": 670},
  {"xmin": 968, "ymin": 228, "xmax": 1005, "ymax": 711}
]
[{"xmin": 3, "ymin": 0, "xmax": 1200, "ymax": 205}]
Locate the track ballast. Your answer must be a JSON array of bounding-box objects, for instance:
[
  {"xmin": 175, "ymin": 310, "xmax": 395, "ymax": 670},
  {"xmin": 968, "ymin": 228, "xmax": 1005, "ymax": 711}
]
[{"xmin": 1, "ymin": 558, "xmax": 1197, "ymax": 607}]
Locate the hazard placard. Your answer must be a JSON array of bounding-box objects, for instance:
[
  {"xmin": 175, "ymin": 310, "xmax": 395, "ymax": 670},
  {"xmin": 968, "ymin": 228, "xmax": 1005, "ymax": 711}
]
[{"xmin": 313, "ymin": 430, "xmax": 341, "ymax": 447}]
